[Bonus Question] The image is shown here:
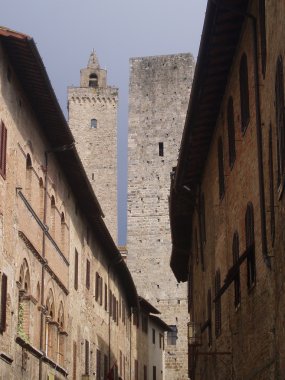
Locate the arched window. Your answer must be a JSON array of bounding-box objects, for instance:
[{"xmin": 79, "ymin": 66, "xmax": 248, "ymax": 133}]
[
  {"xmin": 89, "ymin": 73, "xmax": 98, "ymax": 88},
  {"xmin": 218, "ymin": 137, "xmax": 225, "ymax": 200},
  {"xmin": 245, "ymin": 203, "xmax": 256, "ymax": 289},
  {"xmin": 275, "ymin": 55, "xmax": 285, "ymax": 185},
  {"xmin": 25, "ymin": 154, "xmax": 33, "ymax": 202},
  {"xmin": 215, "ymin": 269, "xmax": 221, "ymax": 337},
  {"xmin": 91, "ymin": 118, "xmax": 97, "ymax": 128},
  {"xmin": 232, "ymin": 232, "xmax": 240, "ymax": 307},
  {"xmin": 18, "ymin": 259, "xmax": 31, "ymax": 342},
  {"xmin": 239, "ymin": 53, "xmax": 250, "ymax": 133},
  {"xmin": 227, "ymin": 97, "xmax": 236, "ymax": 168}
]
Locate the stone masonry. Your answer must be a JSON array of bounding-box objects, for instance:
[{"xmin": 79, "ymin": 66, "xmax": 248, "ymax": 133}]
[
  {"xmin": 68, "ymin": 52, "xmax": 118, "ymax": 243},
  {"xmin": 127, "ymin": 54, "xmax": 195, "ymax": 380}
]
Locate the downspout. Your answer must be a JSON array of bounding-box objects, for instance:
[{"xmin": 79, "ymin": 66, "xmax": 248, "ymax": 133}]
[
  {"xmin": 39, "ymin": 152, "xmax": 48, "ymax": 380},
  {"xmin": 210, "ymin": 0, "xmax": 270, "ymax": 268}
]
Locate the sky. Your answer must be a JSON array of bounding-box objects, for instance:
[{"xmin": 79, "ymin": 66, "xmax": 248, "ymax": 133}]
[{"xmin": 1, "ymin": 0, "xmax": 208, "ymax": 244}]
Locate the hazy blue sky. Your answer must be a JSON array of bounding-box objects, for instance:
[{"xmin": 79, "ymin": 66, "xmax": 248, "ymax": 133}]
[{"xmin": 2, "ymin": 0, "xmax": 207, "ymax": 244}]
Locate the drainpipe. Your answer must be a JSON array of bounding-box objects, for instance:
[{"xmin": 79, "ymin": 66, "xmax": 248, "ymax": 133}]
[{"xmin": 210, "ymin": 0, "xmax": 270, "ymax": 268}]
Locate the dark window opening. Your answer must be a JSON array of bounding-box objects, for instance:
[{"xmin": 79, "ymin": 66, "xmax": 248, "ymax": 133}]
[
  {"xmin": 239, "ymin": 53, "xmax": 250, "ymax": 133},
  {"xmin": 207, "ymin": 289, "xmax": 212, "ymax": 347},
  {"xmin": 233, "ymin": 232, "xmax": 241, "ymax": 307},
  {"xmin": 275, "ymin": 55, "xmax": 285, "ymax": 186},
  {"xmin": 153, "ymin": 366, "xmax": 157, "ymax": 380},
  {"xmin": 0, "ymin": 121, "xmax": 7, "ymax": 179},
  {"xmin": 159, "ymin": 142, "xmax": 164, "ymax": 157},
  {"xmin": 227, "ymin": 96, "xmax": 236, "ymax": 168},
  {"xmin": 85, "ymin": 340, "xmax": 90, "ymax": 375},
  {"xmin": 89, "ymin": 73, "xmax": 98, "ymax": 88},
  {"xmin": 0, "ymin": 273, "xmax": 7, "ymax": 333},
  {"xmin": 269, "ymin": 126, "xmax": 275, "ymax": 245},
  {"xmin": 259, "ymin": 0, "xmax": 267, "ymax": 78},
  {"xmin": 91, "ymin": 118, "xmax": 97, "ymax": 128},
  {"xmin": 86, "ymin": 259, "xmax": 90, "ymax": 290},
  {"xmin": 218, "ymin": 137, "xmax": 225, "ymax": 200},
  {"xmin": 245, "ymin": 203, "xmax": 256, "ymax": 289},
  {"xmin": 74, "ymin": 249, "xmax": 78, "ymax": 290},
  {"xmin": 96, "ymin": 349, "xmax": 101, "ymax": 380},
  {"xmin": 152, "ymin": 328, "xmax": 155, "ymax": 344},
  {"xmin": 167, "ymin": 325, "xmax": 177, "ymax": 345},
  {"xmin": 215, "ymin": 270, "xmax": 221, "ymax": 337}
]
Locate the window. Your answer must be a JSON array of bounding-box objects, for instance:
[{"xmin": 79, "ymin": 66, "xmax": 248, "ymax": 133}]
[
  {"xmin": 73, "ymin": 341, "xmax": 77, "ymax": 380},
  {"xmin": 0, "ymin": 121, "xmax": 7, "ymax": 179},
  {"xmin": 259, "ymin": 0, "xmax": 266, "ymax": 77},
  {"xmin": 0, "ymin": 273, "xmax": 7, "ymax": 333},
  {"xmin": 85, "ymin": 340, "xmax": 90, "ymax": 375},
  {"xmin": 215, "ymin": 270, "xmax": 221, "ymax": 337},
  {"xmin": 245, "ymin": 203, "xmax": 256, "ymax": 289},
  {"xmin": 109, "ymin": 290, "xmax": 112, "ymax": 317},
  {"xmin": 95, "ymin": 272, "xmax": 100, "ymax": 301},
  {"xmin": 86, "ymin": 259, "xmax": 90, "ymax": 290},
  {"xmin": 159, "ymin": 142, "xmax": 164, "ymax": 157},
  {"xmin": 233, "ymin": 232, "xmax": 241, "ymax": 307},
  {"xmin": 227, "ymin": 96, "xmax": 236, "ymax": 168},
  {"xmin": 153, "ymin": 366, "xmax": 157, "ymax": 380},
  {"xmin": 89, "ymin": 73, "xmax": 98, "ymax": 88},
  {"xmin": 74, "ymin": 250, "xmax": 78, "ymax": 290},
  {"xmin": 91, "ymin": 118, "xmax": 97, "ymax": 128},
  {"xmin": 25, "ymin": 154, "xmax": 32, "ymax": 201},
  {"xmin": 104, "ymin": 354, "xmax": 108, "ymax": 380},
  {"xmin": 119, "ymin": 350, "xmax": 122, "ymax": 376},
  {"xmin": 218, "ymin": 137, "xmax": 225, "ymax": 200},
  {"xmin": 152, "ymin": 328, "xmax": 155, "ymax": 344},
  {"xmin": 167, "ymin": 325, "xmax": 177, "ymax": 345},
  {"xmin": 239, "ymin": 53, "xmax": 250, "ymax": 133},
  {"xmin": 269, "ymin": 126, "xmax": 275, "ymax": 245},
  {"xmin": 144, "ymin": 365, "xmax": 147, "ymax": 380},
  {"xmin": 96, "ymin": 349, "xmax": 101, "ymax": 380},
  {"xmin": 135, "ymin": 359, "xmax": 138, "ymax": 380},
  {"xmin": 275, "ymin": 55, "xmax": 285, "ymax": 186},
  {"xmin": 207, "ymin": 289, "xmax": 212, "ymax": 347},
  {"xmin": 105, "ymin": 283, "xmax": 108, "ymax": 311},
  {"xmin": 133, "ymin": 309, "xmax": 139, "ymax": 327}
]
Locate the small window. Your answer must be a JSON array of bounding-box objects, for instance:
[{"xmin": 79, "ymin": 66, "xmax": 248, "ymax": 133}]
[
  {"xmin": 74, "ymin": 249, "xmax": 78, "ymax": 291},
  {"xmin": 218, "ymin": 137, "xmax": 225, "ymax": 200},
  {"xmin": 89, "ymin": 73, "xmax": 98, "ymax": 88},
  {"xmin": 233, "ymin": 232, "xmax": 241, "ymax": 307},
  {"xmin": 152, "ymin": 328, "xmax": 155, "ymax": 344},
  {"xmin": 275, "ymin": 55, "xmax": 285, "ymax": 186},
  {"xmin": 227, "ymin": 97, "xmax": 236, "ymax": 168},
  {"xmin": 239, "ymin": 53, "xmax": 250, "ymax": 133},
  {"xmin": 96, "ymin": 349, "xmax": 101, "ymax": 380},
  {"xmin": 86, "ymin": 259, "xmax": 90, "ymax": 290},
  {"xmin": 85, "ymin": 340, "xmax": 90, "ymax": 375},
  {"xmin": 167, "ymin": 325, "xmax": 178, "ymax": 345},
  {"xmin": 0, "ymin": 273, "xmax": 7, "ymax": 333},
  {"xmin": 135, "ymin": 360, "xmax": 139, "ymax": 380},
  {"xmin": 153, "ymin": 366, "xmax": 157, "ymax": 380},
  {"xmin": 245, "ymin": 203, "xmax": 256, "ymax": 289},
  {"xmin": 0, "ymin": 121, "xmax": 7, "ymax": 179},
  {"xmin": 91, "ymin": 118, "xmax": 97, "ymax": 128},
  {"xmin": 159, "ymin": 142, "xmax": 164, "ymax": 157},
  {"xmin": 215, "ymin": 269, "xmax": 221, "ymax": 337}
]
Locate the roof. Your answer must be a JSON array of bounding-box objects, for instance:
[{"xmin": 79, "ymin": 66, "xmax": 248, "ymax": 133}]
[
  {"xmin": 169, "ymin": 0, "xmax": 249, "ymax": 281},
  {"xmin": 149, "ymin": 315, "xmax": 172, "ymax": 332},
  {"xmin": 0, "ymin": 26, "xmax": 138, "ymax": 308},
  {"xmin": 139, "ymin": 296, "xmax": 161, "ymax": 315}
]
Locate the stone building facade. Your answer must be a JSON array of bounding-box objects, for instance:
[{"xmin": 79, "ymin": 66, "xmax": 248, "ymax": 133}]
[
  {"xmin": 127, "ymin": 54, "xmax": 195, "ymax": 379},
  {"xmin": 170, "ymin": 0, "xmax": 285, "ymax": 379},
  {"xmin": 0, "ymin": 27, "xmax": 140, "ymax": 380},
  {"xmin": 68, "ymin": 53, "xmax": 118, "ymax": 243}
]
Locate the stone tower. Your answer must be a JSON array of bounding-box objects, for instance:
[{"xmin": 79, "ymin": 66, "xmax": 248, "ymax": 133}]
[
  {"xmin": 127, "ymin": 54, "xmax": 195, "ymax": 380},
  {"xmin": 68, "ymin": 52, "xmax": 118, "ymax": 243}
]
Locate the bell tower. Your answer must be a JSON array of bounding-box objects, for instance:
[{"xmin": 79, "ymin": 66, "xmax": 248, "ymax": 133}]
[{"xmin": 68, "ymin": 51, "xmax": 118, "ymax": 243}]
